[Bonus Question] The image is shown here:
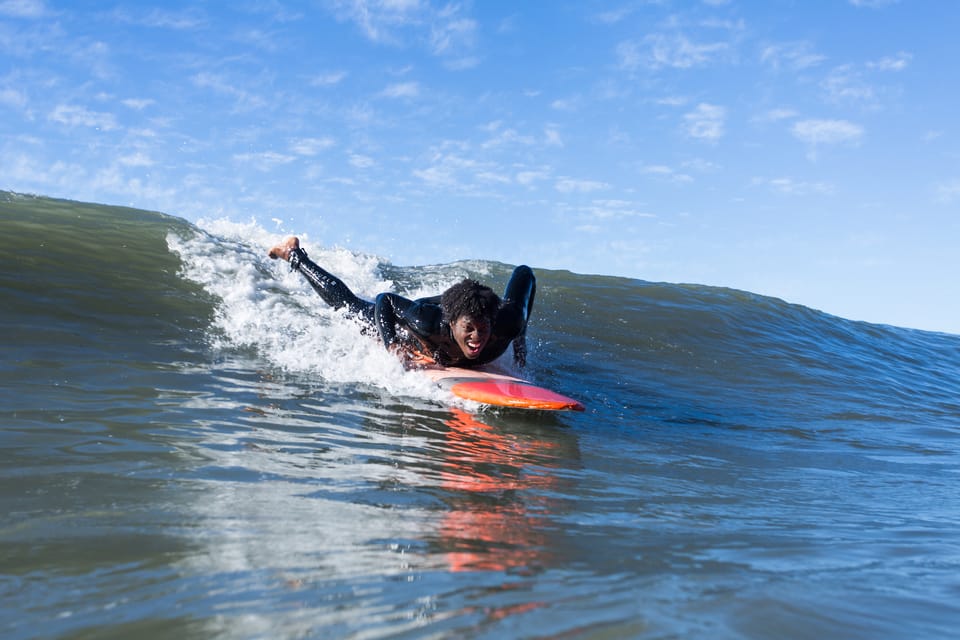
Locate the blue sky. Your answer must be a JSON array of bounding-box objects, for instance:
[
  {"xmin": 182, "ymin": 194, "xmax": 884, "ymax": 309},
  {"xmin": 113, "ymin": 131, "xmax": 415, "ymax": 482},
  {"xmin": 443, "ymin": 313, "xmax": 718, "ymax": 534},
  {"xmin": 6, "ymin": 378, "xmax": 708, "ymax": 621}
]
[{"xmin": 2, "ymin": 1, "xmax": 959, "ymax": 334}]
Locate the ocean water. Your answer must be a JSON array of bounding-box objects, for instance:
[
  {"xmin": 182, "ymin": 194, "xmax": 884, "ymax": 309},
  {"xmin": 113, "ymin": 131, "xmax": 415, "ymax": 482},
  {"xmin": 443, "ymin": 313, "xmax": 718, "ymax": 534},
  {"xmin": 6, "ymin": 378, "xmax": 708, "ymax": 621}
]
[{"xmin": 2, "ymin": 191, "xmax": 960, "ymax": 639}]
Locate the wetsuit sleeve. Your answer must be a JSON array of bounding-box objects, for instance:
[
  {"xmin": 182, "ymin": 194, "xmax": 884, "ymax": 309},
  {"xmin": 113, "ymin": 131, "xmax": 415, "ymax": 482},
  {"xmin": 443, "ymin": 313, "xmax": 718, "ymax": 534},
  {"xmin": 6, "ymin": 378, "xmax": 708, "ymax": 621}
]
[
  {"xmin": 373, "ymin": 293, "xmax": 413, "ymax": 348},
  {"xmin": 375, "ymin": 293, "xmax": 443, "ymax": 367},
  {"xmin": 502, "ymin": 265, "xmax": 536, "ymax": 368},
  {"xmin": 289, "ymin": 247, "xmax": 374, "ymax": 322}
]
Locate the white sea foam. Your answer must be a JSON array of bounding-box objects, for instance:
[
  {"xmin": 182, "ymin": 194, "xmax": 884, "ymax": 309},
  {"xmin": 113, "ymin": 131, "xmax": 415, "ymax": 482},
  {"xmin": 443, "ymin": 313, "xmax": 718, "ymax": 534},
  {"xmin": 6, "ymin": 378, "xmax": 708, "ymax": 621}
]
[{"xmin": 167, "ymin": 218, "xmax": 453, "ymax": 405}]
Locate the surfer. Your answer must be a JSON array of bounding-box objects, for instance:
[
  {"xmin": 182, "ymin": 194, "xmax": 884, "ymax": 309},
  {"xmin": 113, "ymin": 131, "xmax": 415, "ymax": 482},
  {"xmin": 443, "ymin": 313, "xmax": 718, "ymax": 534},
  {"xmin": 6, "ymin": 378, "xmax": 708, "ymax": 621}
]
[{"xmin": 268, "ymin": 237, "xmax": 535, "ymax": 370}]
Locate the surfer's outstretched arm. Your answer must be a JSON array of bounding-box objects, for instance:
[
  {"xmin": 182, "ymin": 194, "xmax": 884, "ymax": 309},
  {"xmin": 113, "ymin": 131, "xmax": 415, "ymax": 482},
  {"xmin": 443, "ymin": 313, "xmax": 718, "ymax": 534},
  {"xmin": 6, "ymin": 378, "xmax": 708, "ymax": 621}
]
[
  {"xmin": 502, "ymin": 265, "xmax": 536, "ymax": 368},
  {"xmin": 268, "ymin": 237, "xmax": 374, "ymax": 323}
]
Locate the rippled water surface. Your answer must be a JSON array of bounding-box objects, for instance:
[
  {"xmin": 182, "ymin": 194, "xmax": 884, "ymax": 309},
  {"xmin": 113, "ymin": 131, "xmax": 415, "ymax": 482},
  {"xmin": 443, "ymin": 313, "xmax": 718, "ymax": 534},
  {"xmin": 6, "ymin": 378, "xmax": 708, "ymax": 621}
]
[{"xmin": 3, "ymin": 193, "xmax": 960, "ymax": 639}]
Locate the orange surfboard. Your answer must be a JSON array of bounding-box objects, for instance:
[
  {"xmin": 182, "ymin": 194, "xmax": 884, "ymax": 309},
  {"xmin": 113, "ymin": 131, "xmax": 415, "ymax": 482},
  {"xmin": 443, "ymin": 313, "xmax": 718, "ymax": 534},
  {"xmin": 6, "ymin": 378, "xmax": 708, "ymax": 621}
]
[{"xmin": 423, "ymin": 367, "xmax": 585, "ymax": 411}]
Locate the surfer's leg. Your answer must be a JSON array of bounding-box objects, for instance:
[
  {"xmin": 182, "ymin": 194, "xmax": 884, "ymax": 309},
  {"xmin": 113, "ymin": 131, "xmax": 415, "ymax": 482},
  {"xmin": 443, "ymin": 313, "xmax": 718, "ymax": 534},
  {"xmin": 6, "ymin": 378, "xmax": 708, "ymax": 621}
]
[{"xmin": 268, "ymin": 237, "xmax": 375, "ymax": 324}]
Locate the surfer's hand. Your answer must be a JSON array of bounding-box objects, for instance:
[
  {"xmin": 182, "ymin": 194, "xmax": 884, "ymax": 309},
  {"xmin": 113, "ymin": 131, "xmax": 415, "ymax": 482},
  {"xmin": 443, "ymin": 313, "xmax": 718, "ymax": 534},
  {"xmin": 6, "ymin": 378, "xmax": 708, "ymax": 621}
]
[
  {"xmin": 389, "ymin": 343, "xmax": 437, "ymax": 369},
  {"xmin": 512, "ymin": 336, "xmax": 527, "ymax": 368},
  {"xmin": 268, "ymin": 236, "xmax": 300, "ymax": 261}
]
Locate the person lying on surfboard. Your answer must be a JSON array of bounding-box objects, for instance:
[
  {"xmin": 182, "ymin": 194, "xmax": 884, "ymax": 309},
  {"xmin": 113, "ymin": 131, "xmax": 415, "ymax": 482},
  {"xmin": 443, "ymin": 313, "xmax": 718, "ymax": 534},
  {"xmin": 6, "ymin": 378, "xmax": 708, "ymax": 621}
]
[{"xmin": 267, "ymin": 236, "xmax": 535, "ymax": 370}]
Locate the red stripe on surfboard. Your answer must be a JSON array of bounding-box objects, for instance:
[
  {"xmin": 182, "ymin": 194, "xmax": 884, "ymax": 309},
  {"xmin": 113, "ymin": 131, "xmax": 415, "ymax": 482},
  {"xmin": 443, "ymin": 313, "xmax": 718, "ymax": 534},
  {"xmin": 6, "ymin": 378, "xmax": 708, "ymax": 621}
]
[{"xmin": 450, "ymin": 380, "xmax": 585, "ymax": 411}]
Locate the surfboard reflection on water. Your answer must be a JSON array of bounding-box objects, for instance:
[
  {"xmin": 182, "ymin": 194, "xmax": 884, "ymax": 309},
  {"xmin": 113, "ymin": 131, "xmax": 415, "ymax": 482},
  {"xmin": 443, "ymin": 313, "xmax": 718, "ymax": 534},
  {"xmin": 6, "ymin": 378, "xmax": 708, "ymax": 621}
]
[{"xmin": 436, "ymin": 409, "xmax": 566, "ymax": 574}]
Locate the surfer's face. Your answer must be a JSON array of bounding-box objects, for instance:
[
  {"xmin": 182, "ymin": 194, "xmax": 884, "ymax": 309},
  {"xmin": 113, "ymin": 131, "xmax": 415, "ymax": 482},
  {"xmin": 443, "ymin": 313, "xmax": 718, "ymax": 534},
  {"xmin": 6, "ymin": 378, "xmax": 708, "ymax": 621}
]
[{"xmin": 451, "ymin": 314, "xmax": 491, "ymax": 359}]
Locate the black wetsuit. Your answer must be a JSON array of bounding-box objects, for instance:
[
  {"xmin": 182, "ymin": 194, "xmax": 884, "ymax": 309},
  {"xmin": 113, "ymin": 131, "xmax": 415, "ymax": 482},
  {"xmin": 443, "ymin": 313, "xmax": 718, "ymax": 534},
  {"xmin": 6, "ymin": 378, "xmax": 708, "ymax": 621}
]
[{"xmin": 289, "ymin": 247, "xmax": 535, "ymax": 368}]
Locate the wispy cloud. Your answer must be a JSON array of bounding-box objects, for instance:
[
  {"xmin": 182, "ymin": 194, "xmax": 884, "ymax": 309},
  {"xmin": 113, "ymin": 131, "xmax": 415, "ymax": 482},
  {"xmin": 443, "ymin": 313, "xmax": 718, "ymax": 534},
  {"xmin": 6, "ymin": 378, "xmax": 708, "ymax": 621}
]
[
  {"xmin": 584, "ymin": 199, "xmax": 655, "ymax": 220},
  {"xmin": 49, "ymin": 104, "xmax": 118, "ymax": 130},
  {"xmin": 760, "ymin": 41, "xmax": 826, "ymax": 71},
  {"xmin": 412, "ymin": 152, "xmax": 483, "ymax": 189},
  {"xmin": 122, "ymin": 98, "xmax": 154, "ymax": 110},
  {"xmin": 481, "ymin": 126, "xmax": 536, "ymax": 149},
  {"xmin": 111, "ymin": 7, "xmax": 206, "ymax": 30},
  {"xmin": 119, "ymin": 151, "xmax": 154, "ymax": 167},
  {"xmin": 429, "ymin": 8, "xmax": 476, "ymax": 56},
  {"xmin": 555, "ymin": 177, "xmax": 609, "ymax": 194},
  {"xmin": 233, "ymin": 151, "xmax": 296, "ymax": 171},
  {"xmin": 849, "ymin": 0, "xmax": 900, "ymax": 7},
  {"xmin": 821, "ymin": 65, "xmax": 875, "ymax": 105},
  {"xmin": 619, "ymin": 33, "xmax": 730, "ymax": 71},
  {"xmin": 684, "ymin": 103, "xmax": 726, "ymax": 141},
  {"xmin": 641, "ymin": 165, "xmax": 694, "ymax": 184},
  {"xmin": 544, "ymin": 127, "xmax": 563, "ymax": 147},
  {"xmin": 935, "ymin": 179, "xmax": 960, "ymax": 204},
  {"xmin": 349, "ymin": 153, "xmax": 374, "ymax": 168},
  {"xmin": 289, "ymin": 137, "xmax": 336, "ymax": 156},
  {"xmin": 868, "ymin": 51, "xmax": 911, "ymax": 71},
  {"xmin": 311, "ymin": 71, "xmax": 348, "ymax": 87},
  {"xmin": 325, "ymin": 0, "xmax": 477, "ymax": 67},
  {"xmin": 0, "ymin": 0, "xmax": 47, "ymax": 18},
  {"xmin": 0, "ymin": 87, "xmax": 27, "ymax": 108},
  {"xmin": 755, "ymin": 107, "xmax": 798, "ymax": 123},
  {"xmin": 380, "ymin": 81, "xmax": 419, "ymax": 99},
  {"xmin": 191, "ymin": 72, "xmax": 265, "ymax": 110},
  {"xmin": 516, "ymin": 169, "xmax": 551, "ymax": 186},
  {"xmin": 753, "ymin": 176, "xmax": 834, "ymax": 196},
  {"xmin": 791, "ymin": 119, "xmax": 864, "ymax": 145}
]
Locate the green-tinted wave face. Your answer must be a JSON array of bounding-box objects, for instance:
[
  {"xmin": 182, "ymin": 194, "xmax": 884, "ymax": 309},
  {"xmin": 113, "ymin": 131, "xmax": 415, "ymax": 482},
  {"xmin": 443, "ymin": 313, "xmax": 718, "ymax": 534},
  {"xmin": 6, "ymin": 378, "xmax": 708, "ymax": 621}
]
[{"xmin": 1, "ymin": 191, "xmax": 216, "ymax": 364}]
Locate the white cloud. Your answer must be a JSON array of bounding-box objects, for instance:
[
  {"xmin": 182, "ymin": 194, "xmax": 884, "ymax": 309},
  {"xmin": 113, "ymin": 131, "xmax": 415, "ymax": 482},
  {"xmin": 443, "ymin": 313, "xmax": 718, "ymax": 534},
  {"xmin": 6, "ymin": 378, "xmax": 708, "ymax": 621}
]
[
  {"xmin": 594, "ymin": 7, "xmax": 634, "ymax": 25},
  {"xmin": 868, "ymin": 51, "xmax": 911, "ymax": 71},
  {"xmin": 0, "ymin": 0, "xmax": 47, "ymax": 18},
  {"xmin": 550, "ymin": 97, "xmax": 580, "ymax": 112},
  {"xmin": 684, "ymin": 103, "xmax": 726, "ymax": 141},
  {"xmin": 555, "ymin": 178, "xmax": 608, "ymax": 193},
  {"xmin": 760, "ymin": 41, "xmax": 826, "ymax": 71},
  {"xmin": 0, "ymin": 87, "xmax": 27, "ymax": 108},
  {"xmin": 544, "ymin": 127, "xmax": 563, "ymax": 147},
  {"xmin": 235, "ymin": 28, "xmax": 282, "ymax": 53},
  {"xmin": 516, "ymin": 170, "xmax": 550, "ymax": 186},
  {"xmin": 311, "ymin": 71, "xmax": 348, "ymax": 86},
  {"xmin": 326, "ymin": 0, "xmax": 477, "ymax": 63},
  {"xmin": 119, "ymin": 152, "xmax": 153, "ymax": 167},
  {"xmin": 821, "ymin": 65, "xmax": 875, "ymax": 105},
  {"xmin": 349, "ymin": 153, "xmax": 374, "ymax": 168},
  {"xmin": 481, "ymin": 128, "xmax": 536, "ymax": 149},
  {"xmin": 476, "ymin": 171, "xmax": 511, "ymax": 184},
  {"xmin": 412, "ymin": 153, "xmax": 481, "ymax": 188},
  {"xmin": 791, "ymin": 119, "xmax": 864, "ymax": 145},
  {"xmin": 935, "ymin": 179, "xmax": 960, "ymax": 204},
  {"xmin": 641, "ymin": 165, "xmax": 694, "ymax": 184},
  {"xmin": 616, "ymin": 41, "xmax": 642, "ymax": 70},
  {"xmin": 849, "ymin": 0, "xmax": 900, "ymax": 7},
  {"xmin": 49, "ymin": 104, "xmax": 118, "ymax": 130},
  {"xmin": 429, "ymin": 12, "xmax": 476, "ymax": 56},
  {"xmin": 122, "ymin": 98, "xmax": 154, "ymax": 110},
  {"xmin": 754, "ymin": 176, "xmax": 834, "ymax": 196},
  {"xmin": 643, "ymin": 34, "xmax": 730, "ymax": 69},
  {"xmin": 232, "ymin": 151, "xmax": 296, "ymax": 171},
  {"xmin": 290, "ymin": 137, "xmax": 336, "ymax": 156},
  {"xmin": 584, "ymin": 199, "xmax": 655, "ymax": 220},
  {"xmin": 620, "ymin": 33, "xmax": 730, "ymax": 71},
  {"xmin": 756, "ymin": 107, "xmax": 798, "ymax": 123},
  {"xmin": 656, "ymin": 95, "xmax": 688, "ymax": 107},
  {"xmin": 380, "ymin": 81, "xmax": 419, "ymax": 98},
  {"xmin": 112, "ymin": 7, "xmax": 206, "ymax": 30},
  {"xmin": 191, "ymin": 73, "xmax": 265, "ymax": 110}
]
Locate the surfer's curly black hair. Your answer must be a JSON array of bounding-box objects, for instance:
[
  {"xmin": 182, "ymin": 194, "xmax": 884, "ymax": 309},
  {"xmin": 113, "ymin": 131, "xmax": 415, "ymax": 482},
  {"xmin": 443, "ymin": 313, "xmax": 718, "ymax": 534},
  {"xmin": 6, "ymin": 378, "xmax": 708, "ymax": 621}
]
[{"xmin": 440, "ymin": 279, "xmax": 501, "ymax": 325}]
